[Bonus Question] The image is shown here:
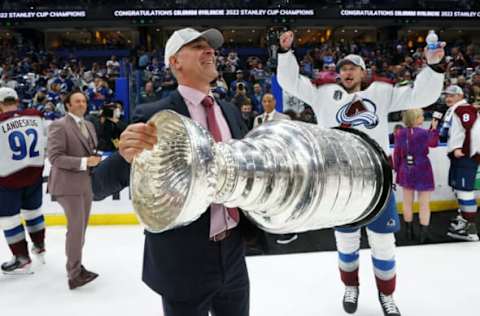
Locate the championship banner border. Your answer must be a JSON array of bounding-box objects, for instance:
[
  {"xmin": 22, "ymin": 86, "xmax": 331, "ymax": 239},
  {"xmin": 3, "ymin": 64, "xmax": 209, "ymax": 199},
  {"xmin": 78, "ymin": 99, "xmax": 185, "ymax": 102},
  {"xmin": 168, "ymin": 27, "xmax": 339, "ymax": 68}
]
[
  {"xmin": 112, "ymin": 8, "xmax": 316, "ymax": 18},
  {"xmin": 338, "ymin": 9, "xmax": 480, "ymax": 18},
  {"xmin": 0, "ymin": 10, "xmax": 87, "ymax": 20},
  {"xmin": 0, "ymin": 8, "xmax": 316, "ymax": 21},
  {"xmin": 2, "ymin": 8, "xmax": 480, "ymax": 22}
]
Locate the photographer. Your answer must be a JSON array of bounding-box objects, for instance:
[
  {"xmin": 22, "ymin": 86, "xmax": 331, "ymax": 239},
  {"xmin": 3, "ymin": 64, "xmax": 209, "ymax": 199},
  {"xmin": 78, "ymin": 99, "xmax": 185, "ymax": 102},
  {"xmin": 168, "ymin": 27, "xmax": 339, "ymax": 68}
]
[
  {"xmin": 229, "ymin": 69, "xmax": 250, "ymax": 97},
  {"xmin": 231, "ymin": 82, "xmax": 249, "ymax": 110},
  {"xmin": 97, "ymin": 104, "xmax": 126, "ymax": 152}
]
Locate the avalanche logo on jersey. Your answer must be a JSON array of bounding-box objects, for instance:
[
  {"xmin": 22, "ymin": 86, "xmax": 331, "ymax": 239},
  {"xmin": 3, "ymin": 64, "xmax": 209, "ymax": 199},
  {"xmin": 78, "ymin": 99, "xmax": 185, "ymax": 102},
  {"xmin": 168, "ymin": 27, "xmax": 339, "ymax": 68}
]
[{"xmin": 336, "ymin": 95, "xmax": 379, "ymax": 129}]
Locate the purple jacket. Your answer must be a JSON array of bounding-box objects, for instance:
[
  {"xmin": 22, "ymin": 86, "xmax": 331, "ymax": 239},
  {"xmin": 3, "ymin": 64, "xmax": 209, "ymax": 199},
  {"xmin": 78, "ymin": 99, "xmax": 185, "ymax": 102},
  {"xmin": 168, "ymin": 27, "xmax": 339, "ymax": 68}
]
[{"xmin": 393, "ymin": 127, "xmax": 439, "ymax": 191}]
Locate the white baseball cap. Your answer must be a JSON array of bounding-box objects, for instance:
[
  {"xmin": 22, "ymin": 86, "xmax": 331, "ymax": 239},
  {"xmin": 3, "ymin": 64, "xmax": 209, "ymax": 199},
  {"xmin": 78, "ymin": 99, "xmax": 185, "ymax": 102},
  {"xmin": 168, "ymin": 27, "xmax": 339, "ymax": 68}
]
[
  {"xmin": 0, "ymin": 87, "xmax": 18, "ymax": 102},
  {"xmin": 442, "ymin": 85, "xmax": 464, "ymax": 95},
  {"xmin": 337, "ymin": 54, "xmax": 366, "ymax": 71},
  {"xmin": 164, "ymin": 28, "xmax": 224, "ymax": 68}
]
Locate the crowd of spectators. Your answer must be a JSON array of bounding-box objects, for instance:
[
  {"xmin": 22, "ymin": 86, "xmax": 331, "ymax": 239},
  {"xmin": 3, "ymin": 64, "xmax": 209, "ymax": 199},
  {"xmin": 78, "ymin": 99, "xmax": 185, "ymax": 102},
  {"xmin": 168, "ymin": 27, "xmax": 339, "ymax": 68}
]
[
  {"xmin": 2, "ymin": 31, "xmax": 480, "ymax": 142},
  {"xmin": 289, "ymin": 39, "xmax": 480, "ymax": 121},
  {"xmin": 135, "ymin": 34, "xmax": 480, "ymax": 121},
  {"xmin": 0, "ymin": 44, "xmax": 128, "ymax": 151}
]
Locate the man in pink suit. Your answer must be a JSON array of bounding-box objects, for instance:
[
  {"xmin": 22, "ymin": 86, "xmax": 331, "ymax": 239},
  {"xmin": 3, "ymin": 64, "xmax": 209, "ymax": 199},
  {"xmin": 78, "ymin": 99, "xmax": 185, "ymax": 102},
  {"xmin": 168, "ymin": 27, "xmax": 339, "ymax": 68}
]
[{"xmin": 47, "ymin": 91, "xmax": 102, "ymax": 289}]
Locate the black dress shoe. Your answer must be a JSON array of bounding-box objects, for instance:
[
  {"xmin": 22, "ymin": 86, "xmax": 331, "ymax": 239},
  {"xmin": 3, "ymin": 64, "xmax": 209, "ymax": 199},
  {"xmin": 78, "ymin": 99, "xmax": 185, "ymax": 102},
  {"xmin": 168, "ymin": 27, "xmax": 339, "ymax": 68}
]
[
  {"xmin": 81, "ymin": 265, "xmax": 99, "ymax": 280},
  {"xmin": 68, "ymin": 273, "xmax": 96, "ymax": 290}
]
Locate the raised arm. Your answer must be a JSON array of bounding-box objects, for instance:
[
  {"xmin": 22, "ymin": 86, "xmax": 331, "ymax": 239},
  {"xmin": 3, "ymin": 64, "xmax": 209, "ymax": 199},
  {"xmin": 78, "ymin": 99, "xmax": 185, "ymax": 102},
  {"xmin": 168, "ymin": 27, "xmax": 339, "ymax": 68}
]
[
  {"xmin": 276, "ymin": 31, "xmax": 318, "ymax": 108},
  {"xmin": 389, "ymin": 44, "xmax": 446, "ymax": 112},
  {"xmin": 389, "ymin": 66, "xmax": 444, "ymax": 112}
]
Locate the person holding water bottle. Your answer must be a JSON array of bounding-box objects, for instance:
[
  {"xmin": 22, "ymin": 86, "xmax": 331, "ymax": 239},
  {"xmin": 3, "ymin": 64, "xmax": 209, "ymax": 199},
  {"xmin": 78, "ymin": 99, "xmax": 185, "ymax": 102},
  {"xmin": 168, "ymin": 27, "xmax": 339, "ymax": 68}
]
[{"xmin": 276, "ymin": 30, "xmax": 446, "ymax": 316}]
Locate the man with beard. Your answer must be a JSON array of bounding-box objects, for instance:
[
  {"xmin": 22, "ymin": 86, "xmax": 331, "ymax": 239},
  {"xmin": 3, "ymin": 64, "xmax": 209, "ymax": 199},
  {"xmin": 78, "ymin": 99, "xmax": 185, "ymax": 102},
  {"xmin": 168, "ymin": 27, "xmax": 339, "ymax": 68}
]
[{"xmin": 276, "ymin": 31, "xmax": 445, "ymax": 316}]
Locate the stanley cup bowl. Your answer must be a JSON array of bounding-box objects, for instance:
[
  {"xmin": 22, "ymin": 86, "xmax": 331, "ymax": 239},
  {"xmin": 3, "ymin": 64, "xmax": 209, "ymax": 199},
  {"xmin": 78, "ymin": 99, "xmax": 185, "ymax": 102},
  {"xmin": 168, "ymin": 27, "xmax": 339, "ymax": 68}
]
[
  {"xmin": 130, "ymin": 110, "xmax": 217, "ymax": 233},
  {"xmin": 214, "ymin": 121, "xmax": 391, "ymax": 233},
  {"xmin": 131, "ymin": 110, "xmax": 391, "ymax": 234}
]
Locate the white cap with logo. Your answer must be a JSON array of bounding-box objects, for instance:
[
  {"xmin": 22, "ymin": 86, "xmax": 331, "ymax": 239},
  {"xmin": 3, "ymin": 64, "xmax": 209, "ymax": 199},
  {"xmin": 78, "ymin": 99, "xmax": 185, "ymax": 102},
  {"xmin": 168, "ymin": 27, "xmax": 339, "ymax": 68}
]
[
  {"xmin": 164, "ymin": 28, "xmax": 224, "ymax": 68},
  {"xmin": 0, "ymin": 87, "xmax": 18, "ymax": 103},
  {"xmin": 442, "ymin": 85, "xmax": 464, "ymax": 95},
  {"xmin": 337, "ymin": 54, "xmax": 366, "ymax": 71}
]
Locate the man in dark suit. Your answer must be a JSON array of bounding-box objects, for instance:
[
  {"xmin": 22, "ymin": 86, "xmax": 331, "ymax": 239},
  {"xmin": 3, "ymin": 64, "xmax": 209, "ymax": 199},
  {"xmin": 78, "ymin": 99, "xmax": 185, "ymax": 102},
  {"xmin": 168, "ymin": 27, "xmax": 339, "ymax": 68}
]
[
  {"xmin": 47, "ymin": 91, "xmax": 102, "ymax": 289},
  {"xmin": 253, "ymin": 93, "xmax": 291, "ymax": 128},
  {"xmin": 91, "ymin": 28, "xmax": 250, "ymax": 316}
]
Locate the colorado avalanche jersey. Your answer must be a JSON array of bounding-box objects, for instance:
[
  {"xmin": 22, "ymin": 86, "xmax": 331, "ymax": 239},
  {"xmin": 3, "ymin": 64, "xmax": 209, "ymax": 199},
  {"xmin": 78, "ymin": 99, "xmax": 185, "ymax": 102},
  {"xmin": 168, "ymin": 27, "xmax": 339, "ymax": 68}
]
[
  {"xmin": 277, "ymin": 50, "xmax": 444, "ymax": 153},
  {"xmin": 439, "ymin": 99, "xmax": 465, "ymax": 141},
  {"xmin": 447, "ymin": 102, "xmax": 480, "ymax": 159},
  {"xmin": 0, "ymin": 108, "xmax": 45, "ymax": 188}
]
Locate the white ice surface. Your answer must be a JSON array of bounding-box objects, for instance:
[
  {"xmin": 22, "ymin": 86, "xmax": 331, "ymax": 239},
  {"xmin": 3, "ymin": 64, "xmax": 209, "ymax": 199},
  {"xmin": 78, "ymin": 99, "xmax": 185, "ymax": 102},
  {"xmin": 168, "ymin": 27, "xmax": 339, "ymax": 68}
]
[{"xmin": 1, "ymin": 226, "xmax": 478, "ymax": 316}]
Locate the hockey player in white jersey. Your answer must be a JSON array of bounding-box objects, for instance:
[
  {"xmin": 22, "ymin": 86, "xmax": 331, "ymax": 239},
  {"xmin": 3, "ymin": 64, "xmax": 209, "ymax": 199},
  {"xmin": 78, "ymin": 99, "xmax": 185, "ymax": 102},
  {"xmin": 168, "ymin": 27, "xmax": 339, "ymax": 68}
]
[
  {"xmin": 277, "ymin": 31, "xmax": 445, "ymax": 316},
  {"xmin": 441, "ymin": 85, "xmax": 480, "ymax": 241},
  {"xmin": 0, "ymin": 87, "xmax": 47, "ymax": 274}
]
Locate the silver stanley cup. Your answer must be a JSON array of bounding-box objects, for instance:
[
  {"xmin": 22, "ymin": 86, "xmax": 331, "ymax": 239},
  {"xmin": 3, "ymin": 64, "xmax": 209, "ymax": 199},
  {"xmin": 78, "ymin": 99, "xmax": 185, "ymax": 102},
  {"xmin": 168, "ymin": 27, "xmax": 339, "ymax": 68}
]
[{"xmin": 131, "ymin": 110, "xmax": 391, "ymax": 234}]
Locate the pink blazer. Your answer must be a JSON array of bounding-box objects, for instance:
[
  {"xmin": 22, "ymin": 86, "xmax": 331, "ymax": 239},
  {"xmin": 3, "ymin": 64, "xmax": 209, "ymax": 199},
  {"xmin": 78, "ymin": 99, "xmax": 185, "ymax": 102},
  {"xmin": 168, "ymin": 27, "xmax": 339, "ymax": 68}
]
[{"xmin": 47, "ymin": 115, "xmax": 98, "ymax": 196}]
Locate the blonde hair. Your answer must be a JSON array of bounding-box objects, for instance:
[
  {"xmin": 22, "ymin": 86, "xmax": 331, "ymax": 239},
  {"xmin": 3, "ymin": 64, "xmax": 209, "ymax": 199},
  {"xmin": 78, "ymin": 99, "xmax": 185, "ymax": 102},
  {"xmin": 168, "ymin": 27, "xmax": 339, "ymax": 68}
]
[{"xmin": 402, "ymin": 109, "xmax": 423, "ymax": 128}]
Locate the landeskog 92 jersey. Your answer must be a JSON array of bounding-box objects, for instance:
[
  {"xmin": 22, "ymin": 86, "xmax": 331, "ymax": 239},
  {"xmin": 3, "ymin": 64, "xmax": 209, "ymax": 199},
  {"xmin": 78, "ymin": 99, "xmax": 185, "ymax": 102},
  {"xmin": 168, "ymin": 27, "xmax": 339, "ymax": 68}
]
[{"xmin": 0, "ymin": 108, "xmax": 45, "ymax": 188}]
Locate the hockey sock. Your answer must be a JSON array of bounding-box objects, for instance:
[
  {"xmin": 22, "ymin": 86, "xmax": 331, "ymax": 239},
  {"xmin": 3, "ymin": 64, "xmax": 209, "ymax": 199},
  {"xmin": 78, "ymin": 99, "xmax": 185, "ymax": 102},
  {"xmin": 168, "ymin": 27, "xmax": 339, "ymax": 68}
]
[
  {"xmin": 456, "ymin": 190, "xmax": 477, "ymax": 223},
  {"xmin": 21, "ymin": 208, "xmax": 45, "ymax": 245}
]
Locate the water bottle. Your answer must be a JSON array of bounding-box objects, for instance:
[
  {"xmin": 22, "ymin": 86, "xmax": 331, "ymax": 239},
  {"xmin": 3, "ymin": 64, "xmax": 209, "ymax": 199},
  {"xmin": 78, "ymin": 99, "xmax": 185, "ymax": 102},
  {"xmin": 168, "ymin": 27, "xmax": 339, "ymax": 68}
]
[{"xmin": 426, "ymin": 30, "xmax": 439, "ymax": 50}]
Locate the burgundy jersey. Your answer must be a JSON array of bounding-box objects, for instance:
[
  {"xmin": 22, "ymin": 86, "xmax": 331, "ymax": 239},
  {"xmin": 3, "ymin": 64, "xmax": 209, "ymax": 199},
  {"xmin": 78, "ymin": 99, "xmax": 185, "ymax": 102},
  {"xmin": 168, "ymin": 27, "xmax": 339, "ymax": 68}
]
[{"xmin": 454, "ymin": 105, "xmax": 478, "ymax": 159}]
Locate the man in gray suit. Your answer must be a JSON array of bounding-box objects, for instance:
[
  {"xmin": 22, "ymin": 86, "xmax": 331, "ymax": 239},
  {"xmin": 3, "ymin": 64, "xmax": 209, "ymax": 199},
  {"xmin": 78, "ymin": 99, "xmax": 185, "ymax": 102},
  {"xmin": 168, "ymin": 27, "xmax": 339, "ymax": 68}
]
[
  {"xmin": 253, "ymin": 93, "xmax": 291, "ymax": 128},
  {"xmin": 47, "ymin": 91, "xmax": 102, "ymax": 290}
]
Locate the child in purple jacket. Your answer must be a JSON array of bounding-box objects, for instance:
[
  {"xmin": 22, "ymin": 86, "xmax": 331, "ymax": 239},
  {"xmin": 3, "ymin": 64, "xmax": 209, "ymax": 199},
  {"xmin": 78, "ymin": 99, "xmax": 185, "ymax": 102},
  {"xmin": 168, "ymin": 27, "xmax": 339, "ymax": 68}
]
[{"xmin": 394, "ymin": 109, "xmax": 439, "ymax": 243}]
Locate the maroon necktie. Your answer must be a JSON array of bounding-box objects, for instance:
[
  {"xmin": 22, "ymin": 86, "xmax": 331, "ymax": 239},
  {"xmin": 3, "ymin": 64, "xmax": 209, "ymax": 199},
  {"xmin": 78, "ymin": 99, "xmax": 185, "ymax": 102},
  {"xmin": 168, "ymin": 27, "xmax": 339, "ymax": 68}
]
[
  {"xmin": 201, "ymin": 96, "xmax": 222, "ymax": 142},
  {"xmin": 201, "ymin": 96, "xmax": 240, "ymax": 222}
]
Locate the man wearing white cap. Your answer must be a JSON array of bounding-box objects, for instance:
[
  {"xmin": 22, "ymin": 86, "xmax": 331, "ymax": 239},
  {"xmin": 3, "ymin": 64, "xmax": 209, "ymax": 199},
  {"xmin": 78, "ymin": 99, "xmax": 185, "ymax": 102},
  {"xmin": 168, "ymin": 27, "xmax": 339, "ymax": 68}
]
[
  {"xmin": 439, "ymin": 85, "xmax": 467, "ymax": 141},
  {"xmin": 441, "ymin": 85, "xmax": 480, "ymax": 241},
  {"xmin": 90, "ymin": 28, "xmax": 250, "ymax": 316},
  {"xmin": 0, "ymin": 87, "xmax": 47, "ymax": 274},
  {"xmin": 277, "ymin": 31, "xmax": 446, "ymax": 316}
]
